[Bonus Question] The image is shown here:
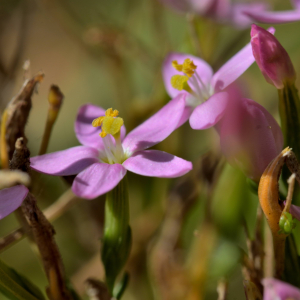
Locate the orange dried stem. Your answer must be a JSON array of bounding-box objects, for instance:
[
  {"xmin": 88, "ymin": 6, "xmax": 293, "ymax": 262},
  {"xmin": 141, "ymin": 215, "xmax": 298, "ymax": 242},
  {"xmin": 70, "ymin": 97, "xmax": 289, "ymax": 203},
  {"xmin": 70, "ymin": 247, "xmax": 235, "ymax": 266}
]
[
  {"xmin": 0, "ymin": 110, "xmax": 9, "ymax": 169},
  {"xmin": 258, "ymin": 147, "xmax": 291, "ymax": 278}
]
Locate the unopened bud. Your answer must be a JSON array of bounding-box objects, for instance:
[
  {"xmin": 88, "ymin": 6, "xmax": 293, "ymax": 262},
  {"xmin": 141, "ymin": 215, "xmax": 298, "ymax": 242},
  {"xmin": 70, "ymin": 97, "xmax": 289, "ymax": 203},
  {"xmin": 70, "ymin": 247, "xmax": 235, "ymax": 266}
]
[{"xmin": 251, "ymin": 24, "xmax": 296, "ymax": 89}]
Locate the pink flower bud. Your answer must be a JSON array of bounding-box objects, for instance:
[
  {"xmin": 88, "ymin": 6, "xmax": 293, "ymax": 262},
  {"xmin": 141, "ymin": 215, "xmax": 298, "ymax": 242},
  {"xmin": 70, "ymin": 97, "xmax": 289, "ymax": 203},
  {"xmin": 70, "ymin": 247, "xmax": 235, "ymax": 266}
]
[
  {"xmin": 251, "ymin": 24, "xmax": 296, "ymax": 89},
  {"xmin": 218, "ymin": 91, "xmax": 283, "ymax": 182}
]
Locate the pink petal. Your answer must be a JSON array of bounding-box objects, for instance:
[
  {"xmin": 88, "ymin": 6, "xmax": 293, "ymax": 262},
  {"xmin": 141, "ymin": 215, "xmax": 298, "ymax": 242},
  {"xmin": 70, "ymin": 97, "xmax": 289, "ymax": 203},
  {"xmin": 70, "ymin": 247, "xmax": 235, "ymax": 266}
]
[
  {"xmin": 122, "ymin": 94, "xmax": 186, "ymax": 154},
  {"xmin": 292, "ymin": 0, "xmax": 300, "ymax": 10},
  {"xmin": 219, "ymin": 97, "xmax": 283, "ymax": 181},
  {"xmin": 162, "ymin": 52, "xmax": 213, "ymax": 98},
  {"xmin": 189, "ymin": 92, "xmax": 229, "ymax": 130},
  {"xmin": 211, "ymin": 43, "xmax": 255, "ymax": 92},
  {"xmin": 244, "ymin": 9, "xmax": 300, "ymax": 24},
  {"xmin": 176, "ymin": 103, "xmax": 193, "ymax": 128},
  {"xmin": 0, "ymin": 185, "xmax": 28, "ymax": 220},
  {"xmin": 75, "ymin": 104, "xmax": 126, "ymax": 149},
  {"xmin": 31, "ymin": 146, "xmax": 99, "ymax": 176},
  {"xmin": 123, "ymin": 150, "xmax": 192, "ymax": 178},
  {"xmin": 211, "ymin": 27, "xmax": 275, "ymax": 92},
  {"xmin": 263, "ymin": 278, "xmax": 300, "ymax": 300},
  {"xmin": 72, "ymin": 163, "xmax": 127, "ymax": 199},
  {"xmin": 231, "ymin": 3, "xmax": 268, "ymax": 28},
  {"xmin": 289, "ymin": 204, "xmax": 300, "ymax": 221}
]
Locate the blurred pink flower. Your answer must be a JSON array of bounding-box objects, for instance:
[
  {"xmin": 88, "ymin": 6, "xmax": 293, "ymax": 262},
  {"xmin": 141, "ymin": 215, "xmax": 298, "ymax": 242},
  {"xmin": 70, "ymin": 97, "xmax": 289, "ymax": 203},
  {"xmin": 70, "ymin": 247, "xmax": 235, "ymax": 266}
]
[
  {"xmin": 218, "ymin": 92, "xmax": 283, "ymax": 181},
  {"xmin": 251, "ymin": 24, "xmax": 296, "ymax": 89},
  {"xmin": 244, "ymin": 0, "xmax": 300, "ymax": 24},
  {"xmin": 0, "ymin": 185, "xmax": 28, "ymax": 220},
  {"xmin": 263, "ymin": 278, "xmax": 300, "ymax": 300},
  {"xmin": 160, "ymin": 0, "xmax": 267, "ymax": 28},
  {"xmin": 162, "ymin": 40, "xmax": 257, "ymax": 130},
  {"xmin": 31, "ymin": 96, "xmax": 192, "ymax": 199}
]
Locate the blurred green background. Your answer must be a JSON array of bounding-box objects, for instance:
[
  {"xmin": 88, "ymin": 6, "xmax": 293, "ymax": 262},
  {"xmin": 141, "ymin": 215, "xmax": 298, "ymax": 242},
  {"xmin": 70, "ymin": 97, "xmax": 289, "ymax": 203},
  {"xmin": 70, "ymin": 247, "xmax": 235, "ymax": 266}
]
[{"xmin": 1, "ymin": 0, "xmax": 300, "ymax": 299}]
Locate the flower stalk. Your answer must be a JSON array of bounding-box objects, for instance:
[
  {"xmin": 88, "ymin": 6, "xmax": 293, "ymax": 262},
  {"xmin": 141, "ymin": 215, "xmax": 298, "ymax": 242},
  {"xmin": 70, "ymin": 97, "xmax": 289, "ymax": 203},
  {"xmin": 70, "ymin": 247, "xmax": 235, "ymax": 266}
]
[
  {"xmin": 278, "ymin": 83, "xmax": 300, "ymax": 161},
  {"xmin": 101, "ymin": 175, "xmax": 132, "ymax": 295},
  {"xmin": 39, "ymin": 85, "xmax": 64, "ymax": 155}
]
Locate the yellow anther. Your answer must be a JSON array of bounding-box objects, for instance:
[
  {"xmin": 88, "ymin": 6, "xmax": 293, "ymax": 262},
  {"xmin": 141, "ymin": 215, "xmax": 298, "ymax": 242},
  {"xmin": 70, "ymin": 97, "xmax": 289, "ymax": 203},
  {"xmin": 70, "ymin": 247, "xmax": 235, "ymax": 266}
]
[
  {"xmin": 102, "ymin": 116, "xmax": 123, "ymax": 137},
  {"xmin": 182, "ymin": 58, "xmax": 197, "ymax": 77},
  {"xmin": 92, "ymin": 108, "xmax": 123, "ymax": 139},
  {"xmin": 171, "ymin": 75, "xmax": 189, "ymax": 91},
  {"xmin": 105, "ymin": 108, "xmax": 119, "ymax": 117},
  {"xmin": 172, "ymin": 60, "xmax": 183, "ymax": 72},
  {"xmin": 92, "ymin": 116, "xmax": 105, "ymax": 127},
  {"xmin": 172, "ymin": 58, "xmax": 197, "ymax": 78}
]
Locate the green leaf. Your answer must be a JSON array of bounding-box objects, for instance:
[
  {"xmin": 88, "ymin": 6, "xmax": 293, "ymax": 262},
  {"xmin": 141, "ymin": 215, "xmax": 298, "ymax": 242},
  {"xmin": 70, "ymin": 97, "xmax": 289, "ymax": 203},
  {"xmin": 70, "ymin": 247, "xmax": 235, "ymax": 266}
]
[{"xmin": 0, "ymin": 259, "xmax": 45, "ymax": 300}]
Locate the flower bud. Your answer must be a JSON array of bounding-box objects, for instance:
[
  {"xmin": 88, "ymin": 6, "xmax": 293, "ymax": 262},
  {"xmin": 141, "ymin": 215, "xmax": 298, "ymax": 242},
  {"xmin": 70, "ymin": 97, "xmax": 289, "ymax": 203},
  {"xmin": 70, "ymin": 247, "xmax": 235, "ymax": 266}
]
[
  {"xmin": 251, "ymin": 24, "xmax": 296, "ymax": 89},
  {"xmin": 218, "ymin": 95, "xmax": 283, "ymax": 182}
]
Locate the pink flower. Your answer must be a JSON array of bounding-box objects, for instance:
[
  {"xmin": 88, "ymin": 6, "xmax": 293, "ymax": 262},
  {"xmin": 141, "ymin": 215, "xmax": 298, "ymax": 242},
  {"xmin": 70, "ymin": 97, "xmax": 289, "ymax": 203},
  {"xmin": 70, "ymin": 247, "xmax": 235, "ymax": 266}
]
[
  {"xmin": 263, "ymin": 278, "xmax": 300, "ymax": 300},
  {"xmin": 244, "ymin": 0, "xmax": 300, "ymax": 24},
  {"xmin": 217, "ymin": 92, "xmax": 283, "ymax": 181},
  {"xmin": 31, "ymin": 96, "xmax": 192, "ymax": 199},
  {"xmin": 251, "ymin": 24, "xmax": 296, "ymax": 89},
  {"xmin": 0, "ymin": 185, "xmax": 28, "ymax": 219},
  {"xmin": 162, "ymin": 38, "xmax": 259, "ymax": 130},
  {"xmin": 159, "ymin": 0, "xmax": 267, "ymax": 28}
]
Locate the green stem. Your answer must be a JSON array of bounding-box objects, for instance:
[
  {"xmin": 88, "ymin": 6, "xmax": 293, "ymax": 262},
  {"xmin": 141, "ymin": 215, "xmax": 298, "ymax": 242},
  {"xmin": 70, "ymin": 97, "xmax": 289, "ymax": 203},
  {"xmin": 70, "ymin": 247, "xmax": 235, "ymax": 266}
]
[
  {"xmin": 101, "ymin": 176, "xmax": 131, "ymax": 294},
  {"xmin": 278, "ymin": 83, "xmax": 300, "ymax": 159}
]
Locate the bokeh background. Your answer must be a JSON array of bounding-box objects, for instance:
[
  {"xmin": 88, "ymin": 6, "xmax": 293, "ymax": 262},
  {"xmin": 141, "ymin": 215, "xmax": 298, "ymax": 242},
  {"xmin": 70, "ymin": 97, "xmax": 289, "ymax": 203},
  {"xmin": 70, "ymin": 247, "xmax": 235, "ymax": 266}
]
[{"xmin": 1, "ymin": 0, "xmax": 300, "ymax": 299}]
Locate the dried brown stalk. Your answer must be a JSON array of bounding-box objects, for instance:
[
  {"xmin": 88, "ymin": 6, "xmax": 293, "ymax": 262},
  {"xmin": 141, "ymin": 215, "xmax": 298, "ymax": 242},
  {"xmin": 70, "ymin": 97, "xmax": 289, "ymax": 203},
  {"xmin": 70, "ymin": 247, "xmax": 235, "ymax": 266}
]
[
  {"xmin": 3, "ymin": 72, "xmax": 44, "ymax": 161},
  {"xmin": 10, "ymin": 137, "xmax": 72, "ymax": 300},
  {"xmin": 0, "ymin": 188, "xmax": 80, "ymax": 252},
  {"xmin": 85, "ymin": 279, "xmax": 111, "ymax": 300}
]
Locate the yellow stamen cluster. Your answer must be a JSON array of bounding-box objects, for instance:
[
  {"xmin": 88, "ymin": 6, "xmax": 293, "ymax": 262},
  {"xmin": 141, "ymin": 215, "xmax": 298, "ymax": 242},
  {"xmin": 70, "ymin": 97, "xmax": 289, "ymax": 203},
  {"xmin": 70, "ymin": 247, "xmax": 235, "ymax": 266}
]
[
  {"xmin": 92, "ymin": 108, "xmax": 123, "ymax": 138},
  {"xmin": 171, "ymin": 58, "xmax": 197, "ymax": 91},
  {"xmin": 171, "ymin": 75, "xmax": 189, "ymax": 91},
  {"xmin": 172, "ymin": 58, "xmax": 197, "ymax": 77}
]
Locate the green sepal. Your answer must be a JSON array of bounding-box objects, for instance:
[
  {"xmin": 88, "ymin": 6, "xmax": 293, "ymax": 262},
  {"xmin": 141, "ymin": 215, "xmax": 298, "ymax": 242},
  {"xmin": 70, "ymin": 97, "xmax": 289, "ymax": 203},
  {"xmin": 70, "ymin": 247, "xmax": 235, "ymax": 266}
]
[
  {"xmin": 101, "ymin": 176, "xmax": 131, "ymax": 294},
  {"xmin": 0, "ymin": 259, "xmax": 45, "ymax": 300},
  {"xmin": 113, "ymin": 272, "xmax": 130, "ymax": 300}
]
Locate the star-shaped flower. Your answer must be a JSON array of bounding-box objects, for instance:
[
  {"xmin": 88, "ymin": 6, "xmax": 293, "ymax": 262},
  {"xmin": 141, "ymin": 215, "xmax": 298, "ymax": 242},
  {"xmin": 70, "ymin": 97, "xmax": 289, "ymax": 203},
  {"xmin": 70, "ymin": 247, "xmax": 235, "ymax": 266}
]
[
  {"xmin": 162, "ymin": 38, "xmax": 261, "ymax": 130},
  {"xmin": 31, "ymin": 96, "xmax": 192, "ymax": 199}
]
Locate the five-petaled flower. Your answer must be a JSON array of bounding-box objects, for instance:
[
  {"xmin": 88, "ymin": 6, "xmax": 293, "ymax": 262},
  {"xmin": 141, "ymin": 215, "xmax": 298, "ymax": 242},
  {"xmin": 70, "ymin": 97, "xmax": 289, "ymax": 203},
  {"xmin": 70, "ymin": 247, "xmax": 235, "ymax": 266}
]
[
  {"xmin": 31, "ymin": 96, "xmax": 192, "ymax": 199},
  {"xmin": 0, "ymin": 185, "xmax": 28, "ymax": 220},
  {"xmin": 163, "ymin": 42, "xmax": 256, "ymax": 130},
  {"xmin": 162, "ymin": 28, "xmax": 275, "ymax": 131}
]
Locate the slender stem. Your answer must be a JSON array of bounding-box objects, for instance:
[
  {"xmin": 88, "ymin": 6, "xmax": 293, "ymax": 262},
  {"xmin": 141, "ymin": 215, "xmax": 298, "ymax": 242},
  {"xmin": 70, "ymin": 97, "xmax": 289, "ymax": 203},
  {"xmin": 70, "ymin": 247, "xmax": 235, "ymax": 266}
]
[
  {"xmin": 0, "ymin": 188, "xmax": 79, "ymax": 252},
  {"xmin": 278, "ymin": 83, "xmax": 300, "ymax": 161},
  {"xmin": 101, "ymin": 176, "xmax": 131, "ymax": 294},
  {"xmin": 283, "ymin": 173, "xmax": 296, "ymax": 214},
  {"xmin": 39, "ymin": 85, "xmax": 63, "ymax": 156},
  {"xmin": 187, "ymin": 14, "xmax": 203, "ymax": 58},
  {"xmin": 21, "ymin": 193, "xmax": 73, "ymax": 300},
  {"xmin": 0, "ymin": 110, "xmax": 9, "ymax": 169}
]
